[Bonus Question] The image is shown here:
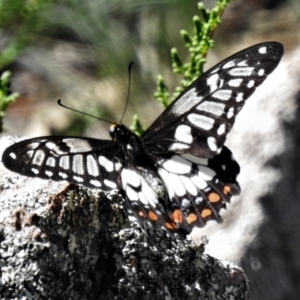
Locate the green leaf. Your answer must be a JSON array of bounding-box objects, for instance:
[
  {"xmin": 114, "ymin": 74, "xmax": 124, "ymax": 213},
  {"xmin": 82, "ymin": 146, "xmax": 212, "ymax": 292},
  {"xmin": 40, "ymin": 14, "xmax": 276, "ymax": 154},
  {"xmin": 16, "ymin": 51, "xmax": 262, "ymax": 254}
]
[
  {"xmin": 130, "ymin": 114, "xmax": 144, "ymax": 136},
  {"xmin": 154, "ymin": 0, "xmax": 234, "ymax": 106},
  {"xmin": 0, "ymin": 71, "xmax": 19, "ymax": 133}
]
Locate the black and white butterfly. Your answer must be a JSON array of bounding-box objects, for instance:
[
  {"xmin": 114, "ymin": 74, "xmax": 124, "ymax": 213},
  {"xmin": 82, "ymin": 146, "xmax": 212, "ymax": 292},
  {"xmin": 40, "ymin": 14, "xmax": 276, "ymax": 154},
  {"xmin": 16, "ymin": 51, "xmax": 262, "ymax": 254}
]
[{"xmin": 2, "ymin": 42, "xmax": 284, "ymax": 235}]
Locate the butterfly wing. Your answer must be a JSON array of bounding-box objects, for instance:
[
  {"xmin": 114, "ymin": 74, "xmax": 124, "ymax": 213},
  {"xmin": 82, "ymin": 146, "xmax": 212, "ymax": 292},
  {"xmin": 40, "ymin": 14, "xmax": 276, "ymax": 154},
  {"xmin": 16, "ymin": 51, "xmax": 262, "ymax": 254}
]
[
  {"xmin": 140, "ymin": 42, "xmax": 283, "ymax": 232},
  {"xmin": 154, "ymin": 146, "xmax": 241, "ymax": 232},
  {"xmin": 2, "ymin": 136, "xmax": 123, "ymax": 190},
  {"xmin": 120, "ymin": 167, "xmax": 178, "ymax": 232},
  {"xmin": 142, "ymin": 42, "xmax": 284, "ymax": 158},
  {"xmin": 121, "ymin": 145, "xmax": 241, "ymax": 234}
]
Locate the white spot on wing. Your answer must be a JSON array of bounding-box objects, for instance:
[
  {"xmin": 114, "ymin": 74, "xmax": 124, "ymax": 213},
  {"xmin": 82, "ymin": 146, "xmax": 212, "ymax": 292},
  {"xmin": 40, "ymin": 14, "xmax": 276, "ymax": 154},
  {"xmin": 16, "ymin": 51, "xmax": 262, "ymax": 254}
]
[
  {"xmin": 59, "ymin": 172, "xmax": 68, "ymax": 179},
  {"xmin": 64, "ymin": 139, "xmax": 92, "ymax": 153},
  {"xmin": 247, "ymin": 80, "xmax": 255, "ymax": 88},
  {"xmin": 181, "ymin": 153, "xmax": 208, "ymax": 166},
  {"xmin": 169, "ymin": 173, "xmax": 186, "ymax": 196},
  {"xmin": 196, "ymin": 101, "xmax": 225, "ymax": 117},
  {"xmin": 138, "ymin": 192, "xmax": 148, "ymax": 205},
  {"xmin": 195, "ymin": 197, "xmax": 204, "ymax": 205},
  {"xmin": 211, "ymin": 67, "xmax": 220, "ymax": 74},
  {"xmin": 114, "ymin": 162, "xmax": 122, "ymax": 171},
  {"xmin": 31, "ymin": 168, "xmax": 39, "ymax": 174},
  {"xmin": 237, "ymin": 60, "xmax": 248, "ymax": 67},
  {"xmin": 27, "ymin": 150, "xmax": 34, "ymax": 159},
  {"xmin": 87, "ymin": 155, "xmax": 99, "ymax": 176},
  {"xmin": 32, "ymin": 150, "xmax": 45, "ymax": 166},
  {"xmin": 59, "ymin": 156, "xmax": 69, "ymax": 170},
  {"xmin": 229, "ymin": 67, "xmax": 254, "ymax": 76},
  {"xmin": 9, "ymin": 153, "xmax": 17, "ymax": 159},
  {"xmin": 158, "ymin": 168, "xmax": 175, "ymax": 199},
  {"xmin": 259, "ymin": 46, "xmax": 267, "ymax": 54},
  {"xmin": 122, "ymin": 169, "xmax": 140, "ymax": 188},
  {"xmin": 181, "ymin": 198, "xmax": 191, "ymax": 208},
  {"xmin": 28, "ymin": 143, "xmax": 40, "ymax": 150},
  {"xmin": 228, "ymin": 79, "xmax": 243, "ymax": 87},
  {"xmin": 227, "ymin": 107, "xmax": 234, "ymax": 119},
  {"xmin": 212, "ymin": 89, "xmax": 232, "ymax": 101},
  {"xmin": 258, "ymin": 69, "xmax": 265, "ymax": 76},
  {"xmin": 180, "ymin": 176, "xmax": 197, "ymax": 196},
  {"xmin": 169, "ymin": 143, "xmax": 190, "ymax": 152},
  {"xmin": 126, "ymin": 186, "xmax": 138, "ymax": 201},
  {"xmin": 175, "ymin": 125, "xmax": 193, "ymax": 144},
  {"xmin": 46, "ymin": 157, "xmax": 56, "ymax": 167},
  {"xmin": 198, "ymin": 166, "xmax": 216, "ymax": 180},
  {"xmin": 46, "ymin": 142, "xmax": 56, "ymax": 150},
  {"xmin": 90, "ymin": 180, "xmax": 101, "ymax": 187},
  {"xmin": 236, "ymin": 93, "xmax": 244, "ymax": 102},
  {"xmin": 162, "ymin": 155, "xmax": 192, "ymax": 174},
  {"xmin": 73, "ymin": 155, "xmax": 84, "ymax": 175},
  {"xmin": 45, "ymin": 170, "xmax": 53, "ymax": 177},
  {"xmin": 187, "ymin": 114, "xmax": 215, "ymax": 130},
  {"xmin": 170, "ymin": 88, "xmax": 202, "ymax": 116},
  {"xmin": 191, "ymin": 176, "xmax": 207, "ymax": 189},
  {"xmin": 52, "ymin": 148, "xmax": 67, "ymax": 155},
  {"xmin": 74, "ymin": 176, "xmax": 84, "ymax": 182},
  {"xmin": 99, "ymin": 156, "xmax": 114, "ymax": 172},
  {"xmin": 207, "ymin": 137, "xmax": 218, "ymax": 152},
  {"xmin": 217, "ymin": 124, "xmax": 226, "ymax": 135},
  {"xmin": 104, "ymin": 179, "xmax": 117, "ymax": 189},
  {"xmin": 207, "ymin": 73, "xmax": 219, "ymax": 92},
  {"xmin": 222, "ymin": 60, "xmax": 236, "ymax": 69},
  {"xmin": 141, "ymin": 180, "xmax": 158, "ymax": 206}
]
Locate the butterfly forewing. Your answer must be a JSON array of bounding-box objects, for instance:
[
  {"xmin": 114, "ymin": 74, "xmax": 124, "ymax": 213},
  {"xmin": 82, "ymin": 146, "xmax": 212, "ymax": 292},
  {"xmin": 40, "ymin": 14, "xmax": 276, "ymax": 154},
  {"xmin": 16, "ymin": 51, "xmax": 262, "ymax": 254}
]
[
  {"xmin": 2, "ymin": 42, "xmax": 284, "ymax": 236},
  {"xmin": 3, "ymin": 137, "xmax": 122, "ymax": 190},
  {"xmin": 142, "ymin": 42, "xmax": 284, "ymax": 158}
]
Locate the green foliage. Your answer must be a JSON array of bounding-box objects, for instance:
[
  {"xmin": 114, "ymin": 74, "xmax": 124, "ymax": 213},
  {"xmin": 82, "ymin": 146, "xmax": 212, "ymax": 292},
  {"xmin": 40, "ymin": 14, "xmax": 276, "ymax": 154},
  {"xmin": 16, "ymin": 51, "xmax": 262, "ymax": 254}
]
[
  {"xmin": 154, "ymin": 0, "xmax": 233, "ymax": 107},
  {"xmin": 130, "ymin": 114, "xmax": 144, "ymax": 137},
  {"xmin": 153, "ymin": 75, "xmax": 170, "ymax": 109},
  {"xmin": 0, "ymin": 71, "xmax": 19, "ymax": 133},
  {"xmin": 0, "ymin": 0, "xmax": 52, "ymax": 68},
  {"xmin": 132, "ymin": 0, "xmax": 233, "ymax": 135}
]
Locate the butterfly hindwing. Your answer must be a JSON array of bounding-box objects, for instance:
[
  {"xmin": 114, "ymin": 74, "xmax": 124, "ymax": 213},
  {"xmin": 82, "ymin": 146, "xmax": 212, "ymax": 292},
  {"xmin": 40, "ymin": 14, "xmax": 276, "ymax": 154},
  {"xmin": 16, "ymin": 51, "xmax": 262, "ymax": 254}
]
[
  {"xmin": 154, "ymin": 146, "xmax": 240, "ymax": 233},
  {"xmin": 3, "ymin": 136, "xmax": 122, "ymax": 190},
  {"xmin": 121, "ymin": 167, "xmax": 176, "ymax": 231},
  {"xmin": 142, "ymin": 42, "xmax": 284, "ymax": 158}
]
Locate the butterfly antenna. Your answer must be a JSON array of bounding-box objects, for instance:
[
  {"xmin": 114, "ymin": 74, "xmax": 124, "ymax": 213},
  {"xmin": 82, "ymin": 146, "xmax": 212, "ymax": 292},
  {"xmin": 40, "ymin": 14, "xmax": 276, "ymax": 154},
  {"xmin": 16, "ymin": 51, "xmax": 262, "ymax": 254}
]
[
  {"xmin": 119, "ymin": 62, "xmax": 134, "ymax": 124},
  {"xmin": 57, "ymin": 100, "xmax": 112, "ymax": 124}
]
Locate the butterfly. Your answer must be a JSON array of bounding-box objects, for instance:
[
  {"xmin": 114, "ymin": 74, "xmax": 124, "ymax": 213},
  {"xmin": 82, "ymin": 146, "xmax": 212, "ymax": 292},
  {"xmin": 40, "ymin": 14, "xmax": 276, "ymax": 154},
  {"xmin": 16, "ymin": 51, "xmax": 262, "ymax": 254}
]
[{"xmin": 2, "ymin": 42, "xmax": 284, "ymax": 236}]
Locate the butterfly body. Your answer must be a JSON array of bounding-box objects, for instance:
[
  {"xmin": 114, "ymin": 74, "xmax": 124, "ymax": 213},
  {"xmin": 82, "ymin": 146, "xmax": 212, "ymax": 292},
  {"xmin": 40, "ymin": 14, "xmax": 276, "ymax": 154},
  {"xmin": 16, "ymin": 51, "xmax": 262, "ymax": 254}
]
[{"xmin": 2, "ymin": 42, "xmax": 284, "ymax": 235}]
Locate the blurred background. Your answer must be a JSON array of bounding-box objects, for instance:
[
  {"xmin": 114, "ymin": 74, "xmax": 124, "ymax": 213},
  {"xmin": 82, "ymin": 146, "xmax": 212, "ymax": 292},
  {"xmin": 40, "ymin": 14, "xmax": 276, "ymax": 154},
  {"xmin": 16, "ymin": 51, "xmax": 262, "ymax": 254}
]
[
  {"xmin": 1, "ymin": 0, "xmax": 300, "ymax": 299},
  {"xmin": 0, "ymin": 0, "xmax": 297, "ymax": 137}
]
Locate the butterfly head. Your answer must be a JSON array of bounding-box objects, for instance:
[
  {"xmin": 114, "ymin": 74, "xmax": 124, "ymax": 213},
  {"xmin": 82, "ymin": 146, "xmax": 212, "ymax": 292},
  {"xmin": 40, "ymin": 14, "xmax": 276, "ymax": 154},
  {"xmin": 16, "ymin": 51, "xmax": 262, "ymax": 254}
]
[{"xmin": 110, "ymin": 123, "xmax": 131, "ymax": 143}]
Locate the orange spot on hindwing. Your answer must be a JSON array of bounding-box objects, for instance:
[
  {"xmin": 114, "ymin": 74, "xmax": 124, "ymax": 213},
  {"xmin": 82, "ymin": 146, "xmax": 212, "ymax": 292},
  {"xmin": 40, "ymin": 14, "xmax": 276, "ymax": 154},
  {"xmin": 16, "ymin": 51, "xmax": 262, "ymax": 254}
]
[
  {"xmin": 187, "ymin": 213, "xmax": 197, "ymax": 224},
  {"xmin": 148, "ymin": 211, "xmax": 158, "ymax": 221},
  {"xmin": 171, "ymin": 209, "xmax": 183, "ymax": 223},
  {"xmin": 208, "ymin": 192, "xmax": 221, "ymax": 203},
  {"xmin": 201, "ymin": 209, "xmax": 212, "ymax": 218},
  {"xmin": 165, "ymin": 221, "xmax": 177, "ymax": 230},
  {"xmin": 223, "ymin": 186, "xmax": 231, "ymax": 195},
  {"xmin": 138, "ymin": 211, "xmax": 145, "ymax": 217}
]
